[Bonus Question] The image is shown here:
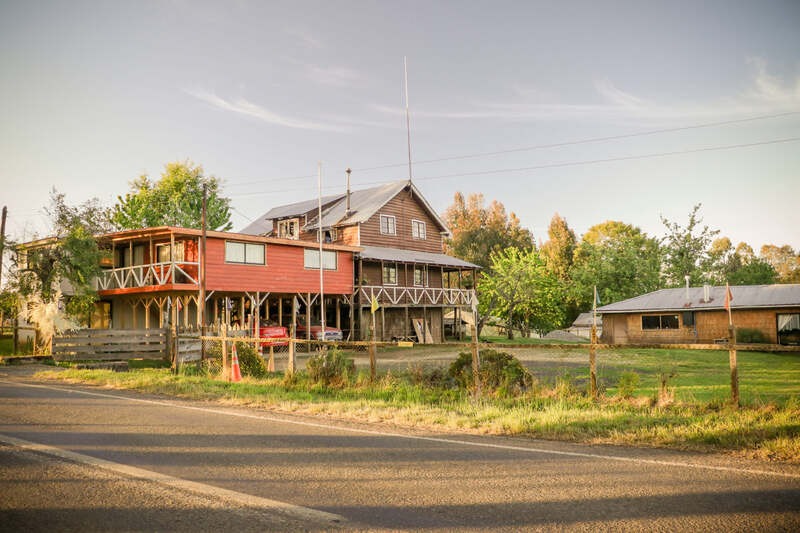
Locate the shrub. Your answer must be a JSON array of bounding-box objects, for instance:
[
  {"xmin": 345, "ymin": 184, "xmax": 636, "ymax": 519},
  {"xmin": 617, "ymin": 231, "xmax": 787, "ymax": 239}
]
[
  {"xmin": 616, "ymin": 370, "xmax": 640, "ymax": 399},
  {"xmin": 306, "ymin": 348, "xmax": 354, "ymax": 387},
  {"xmin": 407, "ymin": 364, "xmax": 453, "ymax": 388},
  {"xmin": 202, "ymin": 341, "xmax": 267, "ymax": 378},
  {"xmin": 448, "ymin": 349, "xmax": 533, "ymax": 397},
  {"xmin": 736, "ymin": 328, "xmax": 768, "ymax": 344}
]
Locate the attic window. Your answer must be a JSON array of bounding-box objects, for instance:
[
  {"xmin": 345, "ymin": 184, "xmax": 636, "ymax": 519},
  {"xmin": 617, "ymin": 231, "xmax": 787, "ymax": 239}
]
[
  {"xmin": 380, "ymin": 214, "xmax": 396, "ymax": 235},
  {"xmin": 411, "ymin": 219, "xmax": 427, "ymax": 240},
  {"xmin": 277, "ymin": 218, "xmax": 299, "ymax": 240}
]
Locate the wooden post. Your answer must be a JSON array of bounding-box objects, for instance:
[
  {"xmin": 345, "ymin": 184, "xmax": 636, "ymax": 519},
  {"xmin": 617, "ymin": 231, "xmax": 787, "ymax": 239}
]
[
  {"xmin": 221, "ymin": 322, "xmax": 229, "ymax": 381},
  {"xmin": 170, "ymin": 323, "xmax": 178, "ymax": 373},
  {"xmin": 253, "ymin": 292, "xmax": 260, "ymax": 354},
  {"xmin": 268, "ymin": 345, "xmax": 275, "ymax": 373},
  {"xmin": 287, "ymin": 296, "xmax": 297, "ymax": 375},
  {"xmin": 471, "ymin": 323, "xmax": 480, "ymax": 396},
  {"xmin": 370, "ymin": 308, "xmax": 377, "ymax": 382},
  {"xmin": 278, "ymin": 297, "xmax": 283, "ymax": 326},
  {"xmin": 589, "ymin": 325, "xmax": 598, "ymax": 401},
  {"xmin": 305, "ymin": 293, "xmax": 312, "ymax": 343},
  {"xmin": 729, "ymin": 325, "xmax": 739, "ymax": 407}
]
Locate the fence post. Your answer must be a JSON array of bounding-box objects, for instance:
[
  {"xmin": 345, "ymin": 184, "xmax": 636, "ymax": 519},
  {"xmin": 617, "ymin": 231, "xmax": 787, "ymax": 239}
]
[
  {"xmin": 729, "ymin": 325, "xmax": 739, "ymax": 407},
  {"xmin": 267, "ymin": 345, "xmax": 275, "ymax": 373},
  {"xmin": 287, "ymin": 296, "xmax": 297, "ymax": 375},
  {"xmin": 369, "ymin": 311, "xmax": 377, "ymax": 382},
  {"xmin": 170, "ymin": 324, "xmax": 178, "ymax": 373},
  {"xmin": 221, "ymin": 322, "xmax": 229, "ymax": 381},
  {"xmin": 589, "ymin": 325, "xmax": 598, "ymax": 401},
  {"xmin": 471, "ymin": 323, "xmax": 480, "ymax": 396}
]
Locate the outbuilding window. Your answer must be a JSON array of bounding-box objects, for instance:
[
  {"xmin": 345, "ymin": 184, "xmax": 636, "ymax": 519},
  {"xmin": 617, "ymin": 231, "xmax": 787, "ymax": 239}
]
[
  {"xmin": 778, "ymin": 313, "xmax": 800, "ymax": 345},
  {"xmin": 641, "ymin": 314, "xmax": 679, "ymax": 330}
]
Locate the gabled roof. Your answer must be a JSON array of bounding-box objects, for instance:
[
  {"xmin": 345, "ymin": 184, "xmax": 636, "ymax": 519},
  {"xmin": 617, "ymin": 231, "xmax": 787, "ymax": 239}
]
[
  {"xmin": 597, "ymin": 284, "xmax": 800, "ymax": 314},
  {"xmin": 359, "ymin": 245, "xmax": 479, "ymax": 269},
  {"xmin": 240, "ymin": 180, "xmax": 450, "ymax": 236},
  {"xmin": 571, "ymin": 312, "xmax": 602, "ymax": 327}
]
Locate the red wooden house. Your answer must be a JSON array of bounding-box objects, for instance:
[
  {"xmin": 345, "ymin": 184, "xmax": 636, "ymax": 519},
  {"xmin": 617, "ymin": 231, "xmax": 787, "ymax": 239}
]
[{"xmin": 95, "ymin": 226, "xmax": 358, "ymax": 335}]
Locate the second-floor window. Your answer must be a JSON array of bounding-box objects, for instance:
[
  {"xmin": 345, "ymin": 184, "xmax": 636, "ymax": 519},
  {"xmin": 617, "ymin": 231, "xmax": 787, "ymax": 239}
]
[
  {"xmin": 277, "ymin": 218, "xmax": 299, "ymax": 239},
  {"xmin": 225, "ymin": 241, "xmax": 265, "ymax": 265},
  {"xmin": 156, "ymin": 242, "xmax": 184, "ymax": 263},
  {"xmin": 380, "ymin": 214, "xmax": 396, "ymax": 235},
  {"xmin": 411, "ymin": 219, "xmax": 427, "ymax": 240},
  {"xmin": 382, "ymin": 263, "xmax": 398, "ymax": 285},
  {"xmin": 413, "ymin": 265, "xmax": 428, "ymax": 286},
  {"xmin": 304, "ymin": 249, "xmax": 337, "ymax": 270}
]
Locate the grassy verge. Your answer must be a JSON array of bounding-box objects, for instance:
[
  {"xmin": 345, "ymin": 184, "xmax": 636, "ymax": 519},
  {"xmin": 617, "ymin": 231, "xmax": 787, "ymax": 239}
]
[{"xmin": 36, "ymin": 351, "xmax": 800, "ymax": 463}]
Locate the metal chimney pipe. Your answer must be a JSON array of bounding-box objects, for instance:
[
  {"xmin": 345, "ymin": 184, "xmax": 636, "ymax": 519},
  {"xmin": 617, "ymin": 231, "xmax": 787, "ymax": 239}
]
[
  {"xmin": 685, "ymin": 275, "xmax": 691, "ymax": 304},
  {"xmin": 345, "ymin": 167, "xmax": 352, "ymax": 217}
]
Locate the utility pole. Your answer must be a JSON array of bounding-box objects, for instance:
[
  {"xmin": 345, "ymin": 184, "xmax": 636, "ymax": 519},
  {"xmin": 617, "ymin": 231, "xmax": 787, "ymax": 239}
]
[
  {"xmin": 200, "ymin": 186, "xmax": 207, "ymax": 360},
  {"xmin": 0, "ymin": 206, "xmax": 7, "ymax": 289}
]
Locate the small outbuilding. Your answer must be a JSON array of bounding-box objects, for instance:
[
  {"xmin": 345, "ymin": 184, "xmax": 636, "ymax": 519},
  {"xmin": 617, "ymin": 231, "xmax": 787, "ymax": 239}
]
[
  {"xmin": 568, "ymin": 312, "xmax": 602, "ymax": 340},
  {"xmin": 598, "ymin": 284, "xmax": 800, "ymax": 345}
]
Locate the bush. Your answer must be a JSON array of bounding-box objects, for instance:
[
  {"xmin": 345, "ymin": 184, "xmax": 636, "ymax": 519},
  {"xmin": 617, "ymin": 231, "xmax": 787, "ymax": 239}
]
[
  {"xmin": 306, "ymin": 348, "xmax": 354, "ymax": 387},
  {"xmin": 203, "ymin": 341, "xmax": 267, "ymax": 378},
  {"xmin": 407, "ymin": 364, "xmax": 453, "ymax": 388},
  {"xmin": 448, "ymin": 349, "xmax": 533, "ymax": 397},
  {"xmin": 616, "ymin": 370, "xmax": 640, "ymax": 399},
  {"xmin": 736, "ymin": 328, "xmax": 768, "ymax": 344}
]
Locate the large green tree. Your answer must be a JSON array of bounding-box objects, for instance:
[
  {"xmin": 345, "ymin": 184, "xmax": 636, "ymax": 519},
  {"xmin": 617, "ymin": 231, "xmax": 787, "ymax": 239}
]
[
  {"xmin": 111, "ymin": 161, "xmax": 233, "ymax": 231},
  {"xmin": 478, "ymin": 248, "xmax": 564, "ymax": 338},
  {"xmin": 570, "ymin": 221, "xmax": 662, "ymax": 310},
  {"xmin": 705, "ymin": 237, "xmax": 777, "ymax": 285},
  {"xmin": 442, "ymin": 192, "xmax": 534, "ymax": 271},
  {"xmin": 660, "ymin": 204, "xmax": 719, "ymax": 287},
  {"xmin": 540, "ymin": 213, "xmax": 577, "ymax": 282}
]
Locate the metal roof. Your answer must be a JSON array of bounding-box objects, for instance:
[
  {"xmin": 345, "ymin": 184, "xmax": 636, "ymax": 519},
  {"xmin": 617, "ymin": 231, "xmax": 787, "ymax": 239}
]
[
  {"xmin": 242, "ymin": 180, "xmax": 451, "ymax": 236},
  {"xmin": 571, "ymin": 312, "xmax": 602, "ymax": 327},
  {"xmin": 358, "ymin": 245, "xmax": 480, "ymax": 269},
  {"xmin": 597, "ymin": 284, "xmax": 800, "ymax": 314}
]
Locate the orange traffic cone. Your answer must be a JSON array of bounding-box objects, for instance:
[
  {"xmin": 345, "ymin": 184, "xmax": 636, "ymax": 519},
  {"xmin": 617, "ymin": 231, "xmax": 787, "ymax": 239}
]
[{"xmin": 230, "ymin": 343, "xmax": 242, "ymax": 382}]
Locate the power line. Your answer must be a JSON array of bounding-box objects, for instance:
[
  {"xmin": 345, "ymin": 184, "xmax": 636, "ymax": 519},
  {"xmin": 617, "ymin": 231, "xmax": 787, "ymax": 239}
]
[
  {"xmin": 227, "ymin": 135, "xmax": 800, "ymax": 199},
  {"xmin": 222, "ymin": 110, "xmax": 800, "ymax": 188},
  {"xmin": 347, "ymin": 110, "xmax": 800, "ymax": 171}
]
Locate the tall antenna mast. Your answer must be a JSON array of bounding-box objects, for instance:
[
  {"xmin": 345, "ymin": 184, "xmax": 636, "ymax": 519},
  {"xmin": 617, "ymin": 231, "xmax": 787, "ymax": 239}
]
[{"xmin": 404, "ymin": 56, "xmax": 413, "ymax": 183}]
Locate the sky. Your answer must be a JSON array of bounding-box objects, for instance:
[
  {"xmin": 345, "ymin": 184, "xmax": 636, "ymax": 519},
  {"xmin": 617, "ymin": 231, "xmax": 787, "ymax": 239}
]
[{"xmin": 1, "ymin": 0, "xmax": 799, "ymax": 262}]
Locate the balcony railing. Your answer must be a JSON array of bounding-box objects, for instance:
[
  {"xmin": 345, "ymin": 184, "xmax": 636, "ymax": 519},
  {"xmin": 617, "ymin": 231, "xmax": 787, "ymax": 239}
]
[
  {"xmin": 357, "ymin": 285, "xmax": 476, "ymax": 307},
  {"xmin": 97, "ymin": 262, "xmax": 199, "ymax": 291}
]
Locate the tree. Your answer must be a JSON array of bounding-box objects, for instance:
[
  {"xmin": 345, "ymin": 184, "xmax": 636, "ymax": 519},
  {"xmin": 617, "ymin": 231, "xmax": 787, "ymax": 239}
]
[
  {"xmin": 660, "ymin": 204, "xmax": 719, "ymax": 287},
  {"xmin": 570, "ymin": 221, "xmax": 662, "ymax": 309},
  {"xmin": 705, "ymin": 237, "xmax": 777, "ymax": 285},
  {"xmin": 760, "ymin": 244, "xmax": 800, "ymax": 283},
  {"xmin": 12, "ymin": 191, "xmax": 112, "ymax": 351},
  {"xmin": 111, "ymin": 160, "xmax": 233, "ymax": 231},
  {"xmin": 442, "ymin": 192, "xmax": 534, "ymax": 271},
  {"xmin": 540, "ymin": 213, "xmax": 577, "ymax": 281},
  {"xmin": 478, "ymin": 248, "xmax": 564, "ymax": 339}
]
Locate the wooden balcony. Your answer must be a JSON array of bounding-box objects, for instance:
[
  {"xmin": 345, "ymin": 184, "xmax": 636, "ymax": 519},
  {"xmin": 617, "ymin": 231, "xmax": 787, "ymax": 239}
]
[
  {"xmin": 357, "ymin": 285, "xmax": 475, "ymax": 307},
  {"xmin": 97, "ymin": 262, "xmax": 199, "ymax": 291}
]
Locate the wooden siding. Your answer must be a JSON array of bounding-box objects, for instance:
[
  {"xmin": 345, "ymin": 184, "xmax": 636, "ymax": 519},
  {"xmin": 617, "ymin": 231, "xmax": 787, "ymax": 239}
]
[
  {"xmin": 205, "ymin": 237, "xmax": 354, "ymax": 294},
  {"xmin": 359, "ymin": 261, "xmax": 446, "ymax": 290},
  {"xmin": 601, "ymin": 307, "xmax": 800, "ymax": 344},
  {"xmin": 340, "ymin": 225, "xmax": 360, "ymax": 246},
  {"xmin": 358, "ymin": 190, "xmax": 444, "ymax": 253}
]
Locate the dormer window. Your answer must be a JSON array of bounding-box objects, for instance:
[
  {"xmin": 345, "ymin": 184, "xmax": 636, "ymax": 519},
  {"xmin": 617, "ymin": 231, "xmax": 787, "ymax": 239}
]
[
  {"xmin": 380, "ymin": 214, "xmax": 396, "ymax": 235},
  {"xmin": 277, "ymin": 218, "xmax": 299, "ymax": 240}
]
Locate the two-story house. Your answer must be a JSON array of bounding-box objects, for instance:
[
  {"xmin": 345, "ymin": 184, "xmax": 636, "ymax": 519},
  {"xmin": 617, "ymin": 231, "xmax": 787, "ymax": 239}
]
[
  {"xmin": 94, "ymin": 226, "xmax": 358, "ymax": 335},
  {"xmin": 241, "ymin": 179, "xmax": 479, "ymax": 342}
]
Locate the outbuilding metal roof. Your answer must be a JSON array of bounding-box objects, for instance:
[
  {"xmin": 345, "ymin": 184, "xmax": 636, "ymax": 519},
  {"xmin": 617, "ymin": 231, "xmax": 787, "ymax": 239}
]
[
  {"xmin": 359, "ymin": 246, "xmax": 480, "ymax": 269},
  {"xmin": 597, "ymin": 284, "xmax": 800, "ymax": 314}
]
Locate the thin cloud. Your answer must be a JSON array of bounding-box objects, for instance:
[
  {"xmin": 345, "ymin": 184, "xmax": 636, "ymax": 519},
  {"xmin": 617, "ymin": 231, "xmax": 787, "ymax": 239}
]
[
  {"xmin": 305, "ymin": 64, "xmax": 362, "ymax": 87},
  {"xmin": 371, "ymin": 59, "xmax": 800, "ymax": 123},
  {"xmin": 185, "ymin": 89, "xmax": 345, "ymax": 132},
  {"xmin": 284, "ymin": 27, "xmax": 323, "ymax": 49}
]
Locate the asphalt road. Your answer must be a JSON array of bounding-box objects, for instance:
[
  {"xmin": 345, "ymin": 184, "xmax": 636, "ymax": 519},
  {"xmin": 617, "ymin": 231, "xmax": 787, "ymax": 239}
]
[{"xmin": 1, "ymin": 369, "xmax": 799, "ymax": 532}]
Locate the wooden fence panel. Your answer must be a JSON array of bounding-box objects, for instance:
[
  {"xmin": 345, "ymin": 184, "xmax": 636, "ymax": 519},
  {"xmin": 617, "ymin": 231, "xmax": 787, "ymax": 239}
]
[{"xmin": 53, "ymin": 329, "xmax": 168, "ymax": 362}]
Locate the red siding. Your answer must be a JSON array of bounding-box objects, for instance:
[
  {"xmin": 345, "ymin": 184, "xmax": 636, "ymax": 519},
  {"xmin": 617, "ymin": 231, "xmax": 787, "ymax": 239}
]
[{"xmin": 205, "ymin": 238, "xmax": 353, "ymax": 294}]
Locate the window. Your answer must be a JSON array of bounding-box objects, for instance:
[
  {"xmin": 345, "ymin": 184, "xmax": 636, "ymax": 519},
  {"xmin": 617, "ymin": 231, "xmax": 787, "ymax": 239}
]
[
  {"xmin": 304, "ymin": 249, "xmax": 337, "ymax": 270},
  {"xmin": 682, "ymin": 311, "xmax": 695, "ymax": 327},
  {"xmin": 156, "ymin": 242, "xmax": 184, "ymax": 263},
  {"xmin": 277, "ymin": 218, "xmax": 299, "ymax": 239},
  {"xmin": 317, "ymin": 229, "xmax": 336, "ymax": 243},
  {"xmin": 411, "ymin": 219, "xmax": 427, "ymax": 240},
  {"xmin": 778, "ymin": 313, "xmax": 800, "ymax": 345},
  {"xmin": 379, "ymin": 214, "xmax": 396, "ymax": 235},
  {"xmin": 642, "ymin": 314, "xmax": 679, "ymax": 330},
  {"xmin": 413, "ymin": 265, "xmax": 428, "ymax": 286},
  {"xmin": 225, "ymin": 241, "xmax": 265, "ymax": 265},
  {"xmin": 382, "ymin": 263, "xmax": 398, "ymax": 285}
]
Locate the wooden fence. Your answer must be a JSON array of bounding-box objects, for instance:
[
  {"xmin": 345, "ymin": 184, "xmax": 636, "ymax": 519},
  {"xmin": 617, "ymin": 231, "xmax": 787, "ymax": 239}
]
[{"xmin": 52, "ymin": 329, "xmax": 168, "ymax": 362}]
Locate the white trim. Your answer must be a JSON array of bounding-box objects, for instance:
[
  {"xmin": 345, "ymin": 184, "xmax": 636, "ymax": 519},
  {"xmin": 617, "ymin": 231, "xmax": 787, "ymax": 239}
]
[
  {"xmin": 411, "ymin": 219, "xmax": 427, "ymax": 240},
  {"xmin": 379, "ymin": 214, "xmax": 397, "ymax": 235}
]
